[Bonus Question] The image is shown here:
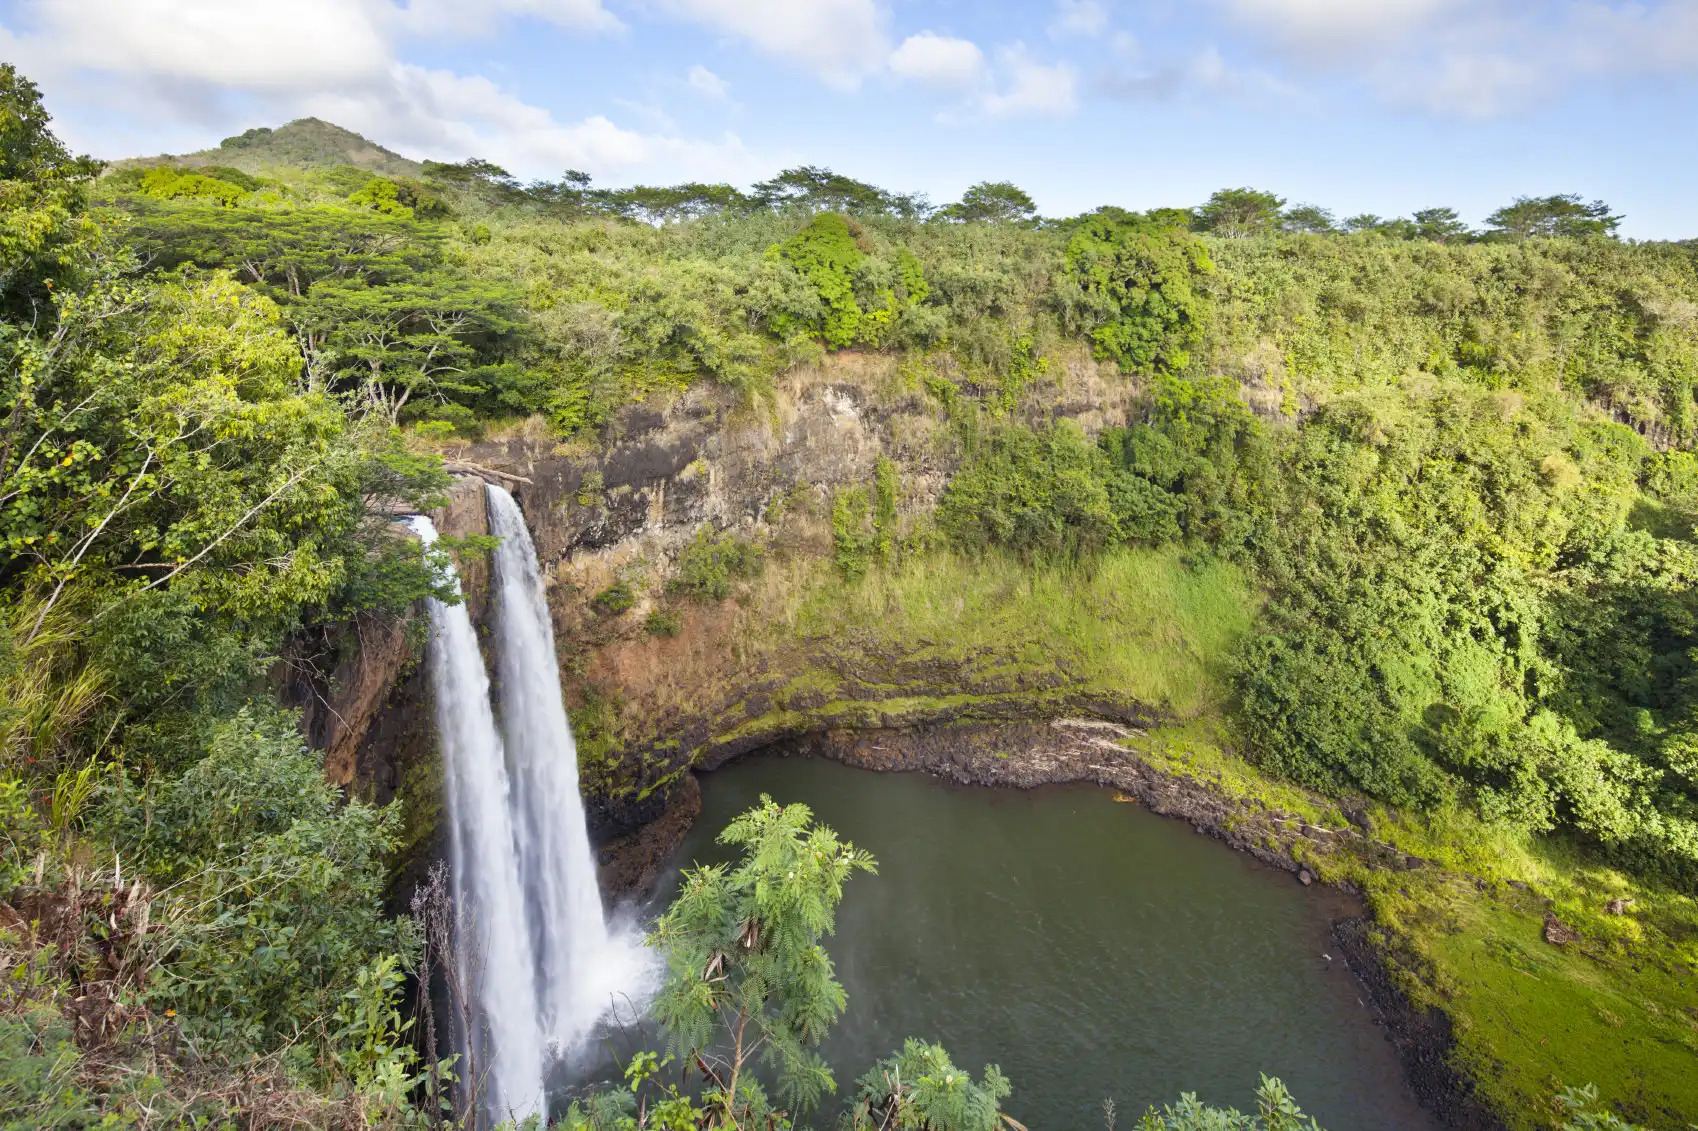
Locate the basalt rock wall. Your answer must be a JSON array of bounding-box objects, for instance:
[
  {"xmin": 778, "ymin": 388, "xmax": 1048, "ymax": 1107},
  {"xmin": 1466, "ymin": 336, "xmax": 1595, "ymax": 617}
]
[
  {"xmin": 320, "ymin": 351, "xmax": 1138, "ymax": 886},
  {"xmin": 447, "ymin": 353, "xmax": 1136, "ymax": 847}
]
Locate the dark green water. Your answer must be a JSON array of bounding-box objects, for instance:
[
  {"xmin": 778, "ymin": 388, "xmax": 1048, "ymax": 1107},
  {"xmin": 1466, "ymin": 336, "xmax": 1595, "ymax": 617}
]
[{"xmin": 668, "ymin": 756, "xmax": 1438, "ymax": 1131}]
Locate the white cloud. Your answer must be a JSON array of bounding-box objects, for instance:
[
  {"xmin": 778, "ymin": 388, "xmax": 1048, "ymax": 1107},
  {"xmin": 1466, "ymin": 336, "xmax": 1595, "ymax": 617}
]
[
  {"xmin": 657, "ymin": 0, "xmax": 890, "ymax": 88},
  {"xmin": 1213, "ymin": 0, "xmax": 1698, "ymax": 116},
  {"xmin": 398, "ymin": 0, "xmax": 624, "ymax": 36},
  {"xmin": 889, "ymin": 32, "xmax": 986, "ymax": 90},
  {"xmin": 6, "ymin": 0, "xmax": 394, "ymax": 88},
  {"xmin": 686, "ymin": 64, "xmax": 731, "ymax": 100},
  {"xmin": 1394, "ymin": 50, "xmax": 1541, "ymax": 117},
  {"xmin": 1221, "ymin": 0, "xmax": 1457, "ymax": 52},
  {"xmin": 1051, "ymin": 0, "xmax": 1111, "ymax": 38},
  {"xmin": 304, "ymin": 64, "xmax": 759, "ymax": 179},
  {"xmin": 0, "ymin": 0, "xmax": 764, "ymax": 182},
  {"xmin": 977, "ymin": 46, "xmax": 1078, "ymax": 119}
]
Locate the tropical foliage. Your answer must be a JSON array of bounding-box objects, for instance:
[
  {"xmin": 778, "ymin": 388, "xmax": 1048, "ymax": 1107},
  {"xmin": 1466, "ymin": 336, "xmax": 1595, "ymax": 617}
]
[{"xmin": 0, "ymin": 53, "xmax": 1679, "ymax": 1128}]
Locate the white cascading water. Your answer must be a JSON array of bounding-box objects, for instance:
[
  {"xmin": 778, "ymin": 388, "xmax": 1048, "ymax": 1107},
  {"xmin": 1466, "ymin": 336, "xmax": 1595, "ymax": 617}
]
[
  {"xmin": 484, "ymin": 484, "xmax": 645, "ymax": 1053},
  {"xmin": 407, "ymin": 516, "xmax": 546, "ymax": 1126}
]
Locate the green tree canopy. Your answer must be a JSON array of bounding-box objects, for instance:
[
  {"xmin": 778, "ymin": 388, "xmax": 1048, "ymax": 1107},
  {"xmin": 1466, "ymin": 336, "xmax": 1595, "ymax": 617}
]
[
  {"xmin": 1281, "ymin": 204, "xmax": 1337, "ymax": 235},
  {"xmin": 1411, "ymin": 206, "xmax": 1470, "ymax": 242},
  {"xmin": 848, "ymin": 1040, "xmax": 1013, "ymax": 1131},
  {"xmin": 939, "ymin": 421, "xmax": 1120, "ymax": 557},
  {"xmin": 942, "ymin": 181, "xmax": 1038, "ymax": 225},
  {"xmin": 752, "ymin": 165, "xmax": 929, "ymax": 218},
  {"xmin": 602, "ymin": 181, "xmax": 752, "ymax": 223},
  {"xmin": 648, "ymin": 795, "xmax": 877, "ymax": 1123},
  {"xmin": 1485, "ymin": 194, "xmax": 1622, "ymax": 240},
  {"xmin": 0, "ymin": 63, "xmax": 102, "ymax": 319},
  {"xmin": 1061, "ymin": 213, "xmax": 1214, "ymax": 373},
  {"xmin": 1196, "ymin": 187, "xmax": 1286, "ymax": 238}
]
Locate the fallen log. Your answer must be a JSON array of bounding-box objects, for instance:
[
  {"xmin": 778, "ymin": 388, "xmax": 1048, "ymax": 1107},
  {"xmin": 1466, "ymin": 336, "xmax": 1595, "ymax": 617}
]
[{"xmin": 442, "ymin": 460, "xmax": 533, "ymax": 486}]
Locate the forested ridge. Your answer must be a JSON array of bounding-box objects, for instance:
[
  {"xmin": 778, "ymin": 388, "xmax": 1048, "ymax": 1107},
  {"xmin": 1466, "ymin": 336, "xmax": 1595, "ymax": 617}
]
[{"xmin": 1, "ymin": 60, "xmax": 1694, "ymax": 1129}]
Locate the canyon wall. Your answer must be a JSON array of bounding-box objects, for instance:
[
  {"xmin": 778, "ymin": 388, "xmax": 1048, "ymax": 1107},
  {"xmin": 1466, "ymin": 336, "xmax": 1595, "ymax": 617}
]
[{"xmin": 303, "ymin": 351, "xmax": 1146, "ymax": 890}]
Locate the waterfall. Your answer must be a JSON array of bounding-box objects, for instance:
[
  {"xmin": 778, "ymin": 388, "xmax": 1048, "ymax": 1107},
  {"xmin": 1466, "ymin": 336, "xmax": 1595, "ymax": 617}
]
[
  {"xmin": 407, "ymin": 516, "xmax": 546, "ymax": 1126},
  {"xmin": 410, "ymin": 489, "xmax": 653, "ymax": 1126},
  {"xmin": 485, "ymin": 483, "xmax": 629, "ymax": 1053}
]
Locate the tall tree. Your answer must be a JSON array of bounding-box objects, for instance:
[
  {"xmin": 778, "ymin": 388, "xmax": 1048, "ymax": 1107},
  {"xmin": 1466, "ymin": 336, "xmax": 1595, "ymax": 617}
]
[
  {"xmin": 298, "ymin": 273, "xmax": 525, "ymax": 421},
  {"xmin": 941, "ymin": 181, "xmax": 1038, "ymax": 224},
  {"xmin": 1061, "ymin": 213, "xmax": 1214, "ymax": 373},
  {"xmin": 648, "ymin": 795, "xmax": 876, "ymax": 1125},
  {"xmin": 752, "ymin": 165, "xmax": 929, "ymax": 219},
  {"xmin": 1411, "ymin": 206, "xmax": 1471, "ymax": 243},
  {"xmin": 1196, "ymin": 187, "xmax": 1285, "ymax": 238},
  {"xmin": 0, "ymin": 63, "xmax": 102, "ymax": 320},
  {"xmin": 1281, "ymin": 204, "xmax": 1337, "ymax": 235},
  {"xmin": 1485, "ymin": 194, "xmax": 1622, "ymax": 239},
  {"xmin": 127, "ymin": 203, "xmax": 435, "ymax": 300},
  {"xmin": 1343, "ymin": 213, "xmax": 1417, "ymax": 238},
  {"xmin": 603, "ymin": 182, "xmax": 752, "ymax": 223}
]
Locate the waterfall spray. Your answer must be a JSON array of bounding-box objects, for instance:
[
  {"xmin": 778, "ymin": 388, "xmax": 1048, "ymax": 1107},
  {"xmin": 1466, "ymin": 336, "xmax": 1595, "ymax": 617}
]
[{"xmin": 408, "ymin": 515, "xmax": 545, "ymax": 1126}]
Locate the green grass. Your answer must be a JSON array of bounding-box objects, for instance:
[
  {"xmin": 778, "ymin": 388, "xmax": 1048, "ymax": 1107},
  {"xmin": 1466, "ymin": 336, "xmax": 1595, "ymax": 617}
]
[
  {"xmin": 778, "ymin": 547, "xmax": 1256, "ymax": 718},
  {"xmin": 1359, "ymin": 828, "xmax": 1698, "ymax": 1130},
  {"xmin": 1409, "ymin": 891, "xmax": 1698, "ymax": 1129}
]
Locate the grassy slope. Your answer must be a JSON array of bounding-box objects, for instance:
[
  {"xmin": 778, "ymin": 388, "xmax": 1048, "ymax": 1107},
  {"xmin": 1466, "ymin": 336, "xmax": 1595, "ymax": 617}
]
[{"xmin": 781, "ymin": 548, "xmax": 1254, "ymax": 717}]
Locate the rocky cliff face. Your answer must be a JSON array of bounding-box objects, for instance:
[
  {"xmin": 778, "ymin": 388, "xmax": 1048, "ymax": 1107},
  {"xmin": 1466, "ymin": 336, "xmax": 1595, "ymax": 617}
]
[
  {"xmin": 449, "ymin": 354, "xmax": 1133, "ymax": 861},
  {"xmin": 304, "ymin": 350, "xmax": 1141, "ymax": 892}
]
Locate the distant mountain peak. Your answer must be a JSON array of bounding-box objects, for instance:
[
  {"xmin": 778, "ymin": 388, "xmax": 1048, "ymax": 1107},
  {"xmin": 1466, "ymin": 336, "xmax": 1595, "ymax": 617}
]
[{"xmin": 130, "ymin": 118, "xmax": 425, "ymax": 178}]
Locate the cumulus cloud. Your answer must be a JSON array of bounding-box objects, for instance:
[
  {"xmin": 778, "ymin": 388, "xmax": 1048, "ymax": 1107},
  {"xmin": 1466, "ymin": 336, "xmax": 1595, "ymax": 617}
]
[
  {"xmin": 398, "ymin": 0, "xmax": 623, "ymax": 36},
  {"xmin": 909, "ymin": 39, "xmax": 1079, "ymax": 123},
  {"xmin": 0, "ymin": 0, "xmax": 762, "ymax": 181},
  {"xmin": 1212, "ymin": 0, "xmax": 1698, "ymax": 116},
  {"xmin": 1221, "ymin": 0, "xmax": 1456, "ymax": 52},
  {"xmin": 5, "ymin": 0, "xmax": 394, "ymax": 88},
  {"xmin": 304, "ymin": 65, "xmax": 759, "ymax": 179},
  {"xmin": 889, "ymin": 32, "xmax": 986, "ymax": 90},
  {"xmin": 1097, "ymin": 43, "xmax": 1294, "ymax": 104},
  {"xmin": 657, "ymin": 0, "xmax": 889, "ymax": 88},
  {"xmin": 977, "ymin": 46, "xmax": 1079, "ymax": 119},
  {"xmin": 1051, "ymin": 0, "xmax": 1111, "ymax": 38},
  {"xmin": 686, "ymin": 64, "xmax": 731, "ymax": 100}
]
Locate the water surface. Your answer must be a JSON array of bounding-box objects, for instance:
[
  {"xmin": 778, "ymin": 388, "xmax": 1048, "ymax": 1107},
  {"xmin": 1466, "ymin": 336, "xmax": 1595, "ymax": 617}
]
[{"xmin": 666, "ymin": 755, "xmax": 1437, "ymax": 1131}]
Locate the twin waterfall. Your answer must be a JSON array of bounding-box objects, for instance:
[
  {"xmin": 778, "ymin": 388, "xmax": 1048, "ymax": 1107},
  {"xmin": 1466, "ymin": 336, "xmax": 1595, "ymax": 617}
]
[{"xmin": 411, "ymin": 485, "xmax": 645, "ymax": 1125}]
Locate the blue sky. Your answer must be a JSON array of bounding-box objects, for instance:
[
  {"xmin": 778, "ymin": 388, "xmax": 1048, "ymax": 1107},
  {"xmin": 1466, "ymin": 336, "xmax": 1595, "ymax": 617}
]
[{"xmin": 2, "ymin": 0, "xmax": 1695, "ymax": 237}]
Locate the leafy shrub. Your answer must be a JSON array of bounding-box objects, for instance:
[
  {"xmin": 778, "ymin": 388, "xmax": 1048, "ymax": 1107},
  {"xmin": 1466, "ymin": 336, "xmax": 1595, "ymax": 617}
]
[
  {"xmin": 137, "ymin": 166, "xmax": 249, "ymax": 206},
  {"xmin": 848, "ymin": 1039, "xmax": 1011, "ymax": 1131},
  {"xmin": 109, "ymin": 707, "xmax": 407, "ymax": 1068},
  {"xmin": 346, "ymin": 177, "xmax": 414, "ymax": 219},
  {"xmin": 644, "ymin": 608, "xmax": 681, "ymax": 637},
  {"xmin": 649, "ymin": 797, "xmax": 876, "ymax": 1117},
  {"xmin": 592, "ymin": 580, "xmax": 636, "ymax": 615},
  {"xmin": 833, "ymin": 485, "xmax": 875, "ymax": 580},
  {"xmin": 1133, "ymin": 1074, "xmax": 1323, "ymax": 1130},
  {"xmin": 766, "ymin": 212, "xmax": 869, "ymax": 348},
  {"xmin": 669, "ymin": 528, "xmax": 763, "ymax": 601},
  {"xmin": 938, "ymin": 421, "xmax": 1118, "ymax": 557},
  {"xmin": 1061, "ymin": 213, "xmax": 1213, "ymax": 374}
]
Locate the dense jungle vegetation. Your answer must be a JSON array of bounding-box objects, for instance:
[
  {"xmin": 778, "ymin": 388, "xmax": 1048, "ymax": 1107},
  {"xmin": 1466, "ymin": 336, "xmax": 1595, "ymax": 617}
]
[{"xmin": 2, "ymin": 63, "xmax": 1694, "ymax": 1129}]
